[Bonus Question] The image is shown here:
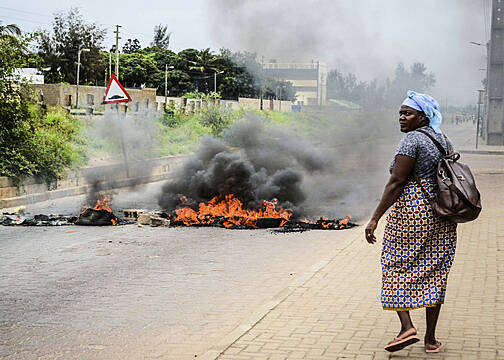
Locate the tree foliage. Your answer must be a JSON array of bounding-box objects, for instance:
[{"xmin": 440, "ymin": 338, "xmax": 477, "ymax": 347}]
[
  {"xmin": 0, "ymin": 30, "xmax": 85, "ymax": 181},
  {"xmin": 35, "ymin": 8, "xmax": 106, "ymax": 84},
  {"xmin": 122, "ymin": 38, "xmax": 141, "ymax": 53},
  {"xmin": 326, "ymin": 62, "xmax": 436, "ymax": 109},
  {"xmin": 34, "ymin": 11, "xmax": 299, "ymax": 100},
  {"xmin": 0, "ymin": 21, "xmax": 21, "ymax": 40},
  {"xmin": 151, "ymin": 24, "xmax": 171, "ymax": 49}
]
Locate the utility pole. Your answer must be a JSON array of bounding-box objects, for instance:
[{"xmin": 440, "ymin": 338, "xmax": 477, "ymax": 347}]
[
  {"xmin": 260, "ymin": 56, "xmax": 264, "ymax": 110},
  {"xmin": 316, "ymin": 61, "xmax": 320, "ymax": 107},
  {"xmin": 214, "ymin": 71, "xmax": 223, "ymax": 93},
  {"xmin": 164, "ymin": 64, "xmax": 174, "ymax": 110},
  {"xmin": 476, "ymin": 89, "xmax": 485, "ymax": 149},
  {"xmin": 114, "ymin": 25, "xmax": 121, "ymax": 78},
  {"xmin": 279, "ymin": 86, "xmax": 282, "ymax": 112},
  {"xmin": 76, "ymin": 45, "xmax": 89, "ymax": 108},
  {"xmin": 108, "ymin": 52, "xmax": 112, "ymax": 80}
]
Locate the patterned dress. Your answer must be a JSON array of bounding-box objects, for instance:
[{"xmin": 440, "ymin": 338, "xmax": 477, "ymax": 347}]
[{"xmin": 381, "ymin": 126, "xmax": 458, "ymax": 311}]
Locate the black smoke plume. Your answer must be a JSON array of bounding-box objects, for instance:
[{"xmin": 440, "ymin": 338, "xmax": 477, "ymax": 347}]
[{"xmin": 158, "ymin": 114, "xmax": 330, "ymax": 215}]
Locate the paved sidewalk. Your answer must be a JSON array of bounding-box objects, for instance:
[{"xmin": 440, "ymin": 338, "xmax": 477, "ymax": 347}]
[{"xmin": 208, "ymin": 154, "xmax": 504, "ymax": 360}]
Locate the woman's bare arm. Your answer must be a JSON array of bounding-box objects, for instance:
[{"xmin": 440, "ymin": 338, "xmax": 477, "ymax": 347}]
[{"xmin": 365, "ymin": 154, "xmax": 416, "ymax": 244}]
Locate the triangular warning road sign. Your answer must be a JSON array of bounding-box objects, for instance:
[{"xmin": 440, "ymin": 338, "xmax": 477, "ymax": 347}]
[{"xmin": 103, "ymin": 74, "xmax": 132, "ymax": 104}]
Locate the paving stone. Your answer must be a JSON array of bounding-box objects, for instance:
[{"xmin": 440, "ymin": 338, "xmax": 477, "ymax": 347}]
[{"xmin": 216, "ymin": 152, "xmax": 504, "ymax": 359}]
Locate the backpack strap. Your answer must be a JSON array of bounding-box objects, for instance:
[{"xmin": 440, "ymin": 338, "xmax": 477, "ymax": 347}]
[
  {"xmin": 416, "ymin": 129, "xmax": 447, "ymax": 156},
  {"xmin": 413, "ymin": 129, "xmax": 445, "ymax": 203},
  {"xmin": 414, "ymin": 130, "xmax": 478, "ymax": 211},
  {"xmin": 442, "ymin": 134, "xmax": 452, "ymax": 155}
]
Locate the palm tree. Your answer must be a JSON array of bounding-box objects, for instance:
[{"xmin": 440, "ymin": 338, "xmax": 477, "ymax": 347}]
[
  {"xmin": 0, "ymin": 21, "xmax": 21, "ymax": 40},
  {"xmin": 188, "ymin": 48, "xmax": 220, "ymax": 73}
]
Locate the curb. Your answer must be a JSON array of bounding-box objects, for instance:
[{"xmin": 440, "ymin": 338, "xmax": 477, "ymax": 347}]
[
  {"xmin": 0, "ymin": 173, "xmax": 173, "ymax": 209},
  {"xmin": 459, "ymin": 149, "xmax": 504, "ymax": 155},
  {"xmin": 198, "ymin": 226, "xmax": 362, "ymax": 360}
]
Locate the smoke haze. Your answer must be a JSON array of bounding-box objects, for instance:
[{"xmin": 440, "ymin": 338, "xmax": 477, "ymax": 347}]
[
  {"xmin": 83, "ymin": 108, "xmax": 160, "ymax": 206},
  {"xmin": 157, "ymin": 111, "xmax": 399, "ymax": 221},
  {"xmin": 158, "ymin": 115, "xmax": 327, "ymax": 216},
  {"xmin": 209, "ymin": 0, "xmax": 490, "ymax": 105}
]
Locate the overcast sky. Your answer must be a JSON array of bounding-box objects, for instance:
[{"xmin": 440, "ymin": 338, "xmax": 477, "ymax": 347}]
[{"xmin": 1, "ymin": 0, "xmax": 492, "ymax": 105}]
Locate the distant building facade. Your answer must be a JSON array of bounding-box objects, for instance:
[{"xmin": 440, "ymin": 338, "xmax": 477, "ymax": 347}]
[
  {"xmin": 14, "ymin": 68, "xmax": 44, "ymax": 84},
  {"xmin": 486, "ymin": 0, "xmax": 504, "ymax": 145},
  {"xmin": 262, "ymin": 61, "xmax": 327, "ymax": 106}
]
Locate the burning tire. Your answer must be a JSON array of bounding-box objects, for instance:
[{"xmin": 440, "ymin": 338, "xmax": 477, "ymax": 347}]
[{"xmin": 75, "ymin": 208, "xmax": 118, "ymax": 226}]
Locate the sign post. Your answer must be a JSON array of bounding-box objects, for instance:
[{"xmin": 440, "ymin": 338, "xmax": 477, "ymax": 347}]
[{"xmin": 103, "ymin": 74, "xmax": 132, "ymax": 178}]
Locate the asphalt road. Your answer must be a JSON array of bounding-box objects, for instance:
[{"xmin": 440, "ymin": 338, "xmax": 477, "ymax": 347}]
[
  {"xmin": 0, "ymin": 223, "xmax": 358, "ymax": 359},
  {"xmin": 0, "ymin": 121, "xmax": 481, "ymax": 359}
]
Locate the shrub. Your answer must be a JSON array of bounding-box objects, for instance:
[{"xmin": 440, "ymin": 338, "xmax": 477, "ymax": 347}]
[
  {"xmin": 0, "ymin": 102, "xmax": 86, "ymax": 183},
  {"xmin": 196, "ymin": 107, "xmax": 235, "ymax": 136},
  {"xmin": 156, "ymin": 116, "xmax": 213, "ymax": 155}
]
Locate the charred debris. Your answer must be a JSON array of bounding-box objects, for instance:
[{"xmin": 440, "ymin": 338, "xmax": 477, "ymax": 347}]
[{"xmin": 1, "ymin": 203, "xmax": 356, "ymax": 231}]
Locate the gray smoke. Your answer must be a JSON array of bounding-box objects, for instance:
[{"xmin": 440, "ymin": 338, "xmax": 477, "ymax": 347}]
[
  {"xmin": 83, "ymin": 107, "xmax": 160, "ymax": 206},
  {"xmin": 209, "ymin": 0, "xmax": 490, "ymax": 106},
  {"xmin": 157, "ymin": 110, "xmax": 403, "ymax": 221},
  {"xmin": 158, "ymin": 114, "xmax": 330, "ymax": 217}
]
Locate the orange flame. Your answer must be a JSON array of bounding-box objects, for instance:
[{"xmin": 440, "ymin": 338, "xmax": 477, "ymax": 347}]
[
  {"xmin": 339, "ymin": 215, "xmax": 351, "ymax": 229},
  {"xmin": 81, "ymin": 197, "xmax": 112, "ymax": 213},
  {"xmin": 175, "ymin": 194, "xmax": 292, "ymax": 228},
  {"xmin": 90, "ymin": 196, "xmax": 112, "ymax": 212}
]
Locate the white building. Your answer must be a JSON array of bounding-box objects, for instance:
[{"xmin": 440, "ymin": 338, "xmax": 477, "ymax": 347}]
[
  {"xmin": 262, "ymin": 61, "xmax": 326, "ymax": 106},
  {"xmin": 13, "ymin": 68, "xmax": 44, "ymax": 84}
]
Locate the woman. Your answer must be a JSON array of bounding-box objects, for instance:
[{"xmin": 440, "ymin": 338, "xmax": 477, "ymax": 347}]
[{"xmin": 365, "ymin": 90, "xmax": 457, "ymax": 353}]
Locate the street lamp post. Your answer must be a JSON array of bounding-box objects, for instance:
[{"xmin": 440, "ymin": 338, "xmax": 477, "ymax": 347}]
[
  {"xmin": 214, "ymin": 71, "xmax": 224, "ymax": 93},
  {"xmin": 476, "ymin": 89, "xmax": 485, "ymax": 149},
  {"xmin": 76, "ymin": 46, "xmax": 90, "ymax": 108},
  {"xmin": 278, "ymin": 86, "xmax": 282, "ymax": 112},
  {"xmin": 469, "ymin": 41, "xmax": 489, "ymax": 146},
  {"xmin": 164, "ymin": 65, "xmax": 174, "ymax": 111}
]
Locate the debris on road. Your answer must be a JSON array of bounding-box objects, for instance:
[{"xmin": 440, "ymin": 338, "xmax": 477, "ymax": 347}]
[{"xmin": 1, "ymin": 214, "xmax": 76, "ymax": 226}]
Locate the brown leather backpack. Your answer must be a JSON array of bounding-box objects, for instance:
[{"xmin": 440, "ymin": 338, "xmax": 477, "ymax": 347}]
[{"xmin": 415, "ymin": 129, "xmax": 482, "ymax": 223}]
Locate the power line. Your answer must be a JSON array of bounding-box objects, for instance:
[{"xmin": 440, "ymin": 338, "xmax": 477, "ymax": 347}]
[
  {"xmin": 0, "ymin": 6, "xmax": 51, "ymax": 18},
  {"xmin": 0, "ymin": 15, "xmax": 46, "ymax": 25}
]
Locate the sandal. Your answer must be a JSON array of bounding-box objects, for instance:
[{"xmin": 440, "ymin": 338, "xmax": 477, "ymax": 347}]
[
  {"xmin": 425, "ymin": 341, "xmax": 443, "ymax": 353},
  {"xmin": 384, "ymin": 328, "xmax": 420, "ymax": 352}
]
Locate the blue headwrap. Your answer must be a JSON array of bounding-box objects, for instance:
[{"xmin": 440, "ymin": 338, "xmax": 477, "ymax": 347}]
[{"xmin": 401, "ymin": 90, "xmax": 443, "ymax": 134}]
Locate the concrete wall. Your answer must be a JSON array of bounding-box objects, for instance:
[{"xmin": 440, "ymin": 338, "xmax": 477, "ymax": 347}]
[
  {"xmin": 155, "ymin": 96, "xmax": 229, "ymax": 113},
  {"xmin": 32, "ymin": 84, "xmax": 294, "ymax": 116},
  {"xmin": 0, "ymin": 155, "xmax": 190, "ymax": 209},
  {"xmin": 32, "ymin": 84, "xmax": 158, "ymax": 112},
  {"xmin": 486, "ymin": 0, "xmax": 504, "ymax": 145},
  {"xmin": 238, "ymin": 98, "xmax": 293, "ymax": 112}
]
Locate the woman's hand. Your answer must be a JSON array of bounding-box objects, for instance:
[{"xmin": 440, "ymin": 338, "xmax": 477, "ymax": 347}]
[
  {"xmin": 365, "ymin": 219, "xmax": 378, "ymax": 244},
  {"xmin": 365, "ymin": 154, "xmax": 414, "ymax": 245}
]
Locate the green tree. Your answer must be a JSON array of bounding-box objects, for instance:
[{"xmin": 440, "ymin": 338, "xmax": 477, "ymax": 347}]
[
  {"xmin": 36, "ymin": 8, "xmax": 106, "ymax": 85},
  {"xmin": 0, "ymin": 21, "xmax": 21, "ymax": 40},
  {"xmin": 215, "ymin": 48, "xmax": 261, "ymax": 99},
  {"xmin": 122, "ymin": 38, "xmax": 141, "ymax": 53},
  {"xmin": 0, "ymin": 30, "xmax": 84, "ymax": 181},
  {"xmin": 151, "ymin": 24, "xmax": 171, "ymax": 49},
  {"xmin": 188, "ymin": 48, "xmax": 220, "ymax": 73},
  {"xmin": 385, "ymin": 62, "xmax": 436, "ymax": 107},
  {"xmin": 263, "ymin": 78, "xmax": 297, "ymax": 101},
  {"xmin": 327, "ymin": 69, "xmax": 367, "ymax": 104},
  {"xmin": 119, "ymin": 52, "xmax": 160, "ymax": 88}
]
